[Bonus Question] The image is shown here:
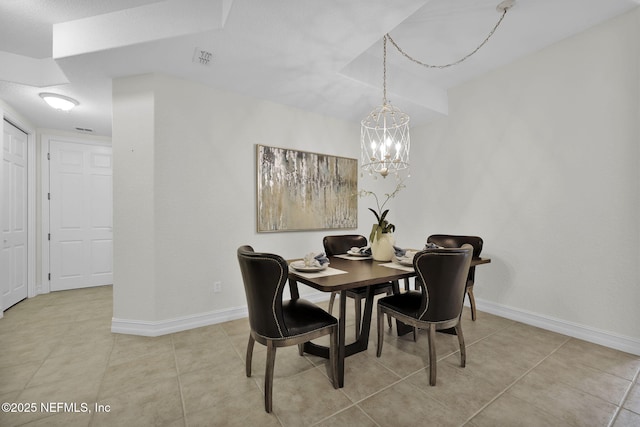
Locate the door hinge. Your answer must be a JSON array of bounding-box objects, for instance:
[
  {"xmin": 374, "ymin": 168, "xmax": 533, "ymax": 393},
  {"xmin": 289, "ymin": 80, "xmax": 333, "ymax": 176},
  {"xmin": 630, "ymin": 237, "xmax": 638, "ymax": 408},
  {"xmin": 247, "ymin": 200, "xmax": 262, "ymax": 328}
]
[
  {"xmin": 47, "ymin": 152, "xmax": 50, "ymax": 160},
  {"xmin": 48, "ymin": 233, "xmax": 51, "ymax": 241},
  {"xmin": 48, "ymin": 273, "xmax": 51, "ymax": 281},
  {"xmin": 48, "ymin": 193, "xmax": 51, "ymax": 200}
]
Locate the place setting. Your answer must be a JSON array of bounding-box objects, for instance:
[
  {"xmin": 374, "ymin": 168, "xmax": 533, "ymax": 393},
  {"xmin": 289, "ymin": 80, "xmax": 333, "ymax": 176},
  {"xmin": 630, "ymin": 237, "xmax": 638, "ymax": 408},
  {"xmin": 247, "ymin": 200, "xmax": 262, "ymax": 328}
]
[
  {"xmin": 289, "ymin": 252, "xmax": 347, "ymax": 278},
  {"xmin": 380, "ymin": 246, "xmax": 418, "ymax": 272},
  {"xmin": 334, "ymin": 246, "xmax": 373, "ymax": 260}
]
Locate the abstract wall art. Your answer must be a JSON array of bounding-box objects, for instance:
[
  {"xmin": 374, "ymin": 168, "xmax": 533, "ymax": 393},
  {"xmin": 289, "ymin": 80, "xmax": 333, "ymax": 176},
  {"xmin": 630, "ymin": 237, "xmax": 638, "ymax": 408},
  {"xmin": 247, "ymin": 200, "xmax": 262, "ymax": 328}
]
[{"xmin": 256, "ymin": 145, "xmax": 358, "ymax": 232}]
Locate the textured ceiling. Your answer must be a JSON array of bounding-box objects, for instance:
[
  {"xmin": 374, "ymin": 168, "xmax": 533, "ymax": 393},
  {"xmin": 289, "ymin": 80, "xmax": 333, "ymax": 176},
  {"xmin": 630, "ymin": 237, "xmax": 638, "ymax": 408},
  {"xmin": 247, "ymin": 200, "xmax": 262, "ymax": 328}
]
[{"xmin": 0, "ymin": 0, "xmax": 637, "ymax": 136}]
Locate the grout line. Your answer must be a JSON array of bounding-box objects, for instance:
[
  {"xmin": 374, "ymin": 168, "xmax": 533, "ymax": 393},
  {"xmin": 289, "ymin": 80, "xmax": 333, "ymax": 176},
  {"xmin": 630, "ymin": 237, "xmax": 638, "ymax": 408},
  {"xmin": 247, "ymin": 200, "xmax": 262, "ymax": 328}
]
[
  {"xmin": 90, "ymin": 328, "xmax": 117, "ymax": 426},
  {"xmin": 170, "ymin": 333, "xmax": 189, "ymax": 427},
  {"xmin": 333, "ymin": 316, "xmax": 523, "ymax": 412},
  {"xmin": 462, "ymin": 334, "xmax": 572, "ymax": 425},
  {"xmin": 607, "ymin": 366, "xmax": 640, "ymax": 427}
]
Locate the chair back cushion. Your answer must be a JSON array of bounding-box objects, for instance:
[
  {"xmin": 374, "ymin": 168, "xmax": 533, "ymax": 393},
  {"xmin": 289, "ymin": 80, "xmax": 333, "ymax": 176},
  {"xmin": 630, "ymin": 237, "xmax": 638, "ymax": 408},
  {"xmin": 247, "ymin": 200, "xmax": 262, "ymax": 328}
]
[
  {"xmin": 427, "ymin": 235, "xmax": 483, "ymax": 258},
  {"xmin": 323, "ymin": 235, "xmax": 367, "ymax": 256},
  {"xmin": 427, "ymin": 235, "xmax": 483, "ymax": 285},
  {"xmin": 414, "ymin": 246, "xmax": 473, "ymax": 322},
  {"xmin": 237, "ymin": 245, "xmax": 288, "ymax": 338}
]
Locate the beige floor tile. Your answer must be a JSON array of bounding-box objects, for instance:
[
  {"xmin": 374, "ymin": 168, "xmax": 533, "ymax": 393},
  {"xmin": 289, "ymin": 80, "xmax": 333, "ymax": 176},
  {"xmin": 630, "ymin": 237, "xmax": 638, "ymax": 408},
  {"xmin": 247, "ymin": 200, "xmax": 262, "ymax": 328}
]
[
  {"xmin": 220, "ymin": 317, "xmax": 251, "ymax": 337},
  {"xmin": 458, "ymin": 309, "xmax": 515, "ymax": 344},
  {"xmin": 179, "ymin": 356, "xmax": 259, "ymax": 416},
  {"xmin": 107, "ymin": 334, "xmax": 174, "ymax": 367},
  {"xmin": 2, "ymin": 286, "xmax": 637, "ymax": 427},
  {"xmin": 507, "ymin": 369, "xmax": 618, "ymax": 426},
  {"xmin": 314, "ymin": 405, "xmax": 378, "ymax": 427},
  {"xmin": 227, "ymin": 331, "xmax": 256, "ymax": 362},
  {"xmin": 454, "ymin": 339, "xmax": 534, "ymax": 389},
  {"xmin": 407, "ymin": 357, "xmax": 506, "ymax": 419},
  {"xmin": 373, "ymin": 327, "xmax": 464, "ymax": 379},
  {"xmin": 98, "ymin": 352, "xmax": 178, "ymax": 398},
  {"xmin": 171, "ymin": 324, "xmax": 227, "ymax": 345},
  {"xmin": 337, "ymin": 352, "xmax": 402, "ymax": 402},
  {"xmin": 613, "ymin": 409, "xmax": 640, "ymax": 427},
  {"xmin": 485, "ymin": 322, "xmax": 569, "ymax": 363},
  {"xmin": 0, "ymin": 363, "xmax": 42, "ymax": 394},
  {"xmin": 173, "ymin": 334, "xmax": 241, "ymax": 375},
  {"xmin": 27, "ymin": 351, "xmax": 109, "ymax": 389},
  {"xmin": 533, "ymin": 354, "xmax": 632, "ymax": 405},
  {"xmin": 270, "ymin": 367, "xmax": 352, "ymax": 427},
  {"xmin": 358, "ymin": 380, "xmax": 468, "ymax": 427},
  {"xmin": 623, "ymin": 382, "xmax": 640, "ymax": 414},
  {"xmin": 3, "ymin": 377, "xmax": 101, "ymax": 426},
  {"xmin": 245, "ymin": 343, "xmax": 320, "ymax": 379},
  {"xmin": 554, "ymin": 339, "xmax": 640, "ymax": 380},
  {"xmin": 185, "ymin": 388, "xmax": 281, "ymax": 427},
  {"xmin": 469, "ymin": 393, "xmax": 572, "ymax": 427},
  {"xmin": 48, "ymin": 332, "xmax": 114, "ymax": 361},
  {"xmin": 0, "ymin": 328, "xmax": 70, "ymax": 367},
  {"xmin": 19, "ymin": 412, "xmax": 93, "ymax": 427},
  {"xmin": 91, "ymin": 377, "xmax": 184, "ymax": 427}
]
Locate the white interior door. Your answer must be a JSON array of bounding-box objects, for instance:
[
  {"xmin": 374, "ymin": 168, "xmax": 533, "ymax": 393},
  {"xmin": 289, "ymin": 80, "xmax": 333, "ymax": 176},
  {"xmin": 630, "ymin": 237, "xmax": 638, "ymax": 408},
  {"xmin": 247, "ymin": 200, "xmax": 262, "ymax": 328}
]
[
  {"xmin": 49, "ymin": 140, "xmax": 113, "ymax": 291},
  {"xmin": 1, "ymin": 120, "xmax": 28, "ymax": 309}
]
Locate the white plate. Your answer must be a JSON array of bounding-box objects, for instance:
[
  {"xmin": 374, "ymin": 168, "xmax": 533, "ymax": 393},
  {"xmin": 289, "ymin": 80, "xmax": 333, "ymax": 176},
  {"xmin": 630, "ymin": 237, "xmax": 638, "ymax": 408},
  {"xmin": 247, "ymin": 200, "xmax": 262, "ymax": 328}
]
[
  {"xmin": 347, "ymin": 250, "xmax": 370, "ymax": 257},
  {"xmin": 290, "ymin": 261, "xmax": 329, "ymax": 272},
  {"xmin": 395, "ymin": 257, "xmax": 414, "ymax": 266}
]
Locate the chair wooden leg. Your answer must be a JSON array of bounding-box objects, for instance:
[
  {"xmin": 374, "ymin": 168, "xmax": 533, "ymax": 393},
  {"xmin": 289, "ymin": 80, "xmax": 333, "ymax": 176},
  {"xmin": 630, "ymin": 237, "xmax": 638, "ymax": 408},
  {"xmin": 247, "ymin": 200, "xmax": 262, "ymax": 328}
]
[
  {"xmin": 455, "ymin": 323, "xmax": 466, "ymax": 368},
  {"xmin": 246, "ymin": 334, "xmax": 255, "ymax": 377},
  {"xmin": 467, "ymin": 286, "xmax": 477, "ymax": 321},
  {"xmin": 385, "ymin": 289, "xmax": 393, "ymax": 329},
  {"xmin": 376, "ymin": 307, "xmax": 385, "ymax": 357},
  {"xmin": 329, "ymin": 327, "xmax": 338, "ymax": 389},
  {"xmin": 427, "ymin": 324, "xmax": 437, "ymax": 386},
  {"xmin": 355, "ymin": 298, "xmax": 362, "ymax": 338},
  {"xmin": 265, "ymin": 341, "xmax": 276, "ymax": 413},
  {"xmin": 297, "ymin": 344, "xmax": 304, "ymax": 356},
  {"xmin": 328, "ymin": 291, "xmax": 337, "ymax": 315}
]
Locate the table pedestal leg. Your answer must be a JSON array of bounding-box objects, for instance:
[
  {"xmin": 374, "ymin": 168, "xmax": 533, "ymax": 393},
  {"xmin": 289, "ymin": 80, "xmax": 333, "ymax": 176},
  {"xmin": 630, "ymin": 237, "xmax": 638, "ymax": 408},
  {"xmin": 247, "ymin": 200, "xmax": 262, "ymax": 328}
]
[{"xmin": 302, "ymin": 287, "xmax": 376, "ymax": 388}]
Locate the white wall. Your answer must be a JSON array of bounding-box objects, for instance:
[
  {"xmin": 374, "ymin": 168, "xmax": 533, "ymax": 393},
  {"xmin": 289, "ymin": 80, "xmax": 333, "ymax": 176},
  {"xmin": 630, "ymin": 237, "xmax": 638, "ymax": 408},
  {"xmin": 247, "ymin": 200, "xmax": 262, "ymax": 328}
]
[
  {"xmin": 112, "ymin": 9, "xmax": 639, "ymax": 353},
  {"xmin": 112, "ymin": 74, "xmax": 367, "ymax": 331},
  {"xmin": 398, "ymin": 9, "xmax": 639, "ymax": 347}
]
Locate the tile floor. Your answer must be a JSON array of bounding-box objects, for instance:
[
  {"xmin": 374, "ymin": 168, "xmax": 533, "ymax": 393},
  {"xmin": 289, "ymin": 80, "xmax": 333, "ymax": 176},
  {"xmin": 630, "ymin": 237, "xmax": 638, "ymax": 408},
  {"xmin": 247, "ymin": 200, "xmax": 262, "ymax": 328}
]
[{"xmin": 0, "ymin": 285, "xmax": 638, "ymax": 427}]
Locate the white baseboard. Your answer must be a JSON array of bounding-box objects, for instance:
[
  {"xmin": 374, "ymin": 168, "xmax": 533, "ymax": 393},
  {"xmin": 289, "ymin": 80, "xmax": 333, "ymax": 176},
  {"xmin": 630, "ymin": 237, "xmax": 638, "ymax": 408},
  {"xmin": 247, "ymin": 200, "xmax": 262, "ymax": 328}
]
[
  {"xmin": 475, "ymin": 298, "xmax": 640, "ymax": 356},
  {"xmin": 111, "ymin": 306, "xmax": 249, "ymax": 337},
  {"xmin": 111, "ymin": 293, "xmax": 639, "ymax": 357},
  {"xmin": 111, "ymin": 292, "xmax": 331, "ymax": 337}
]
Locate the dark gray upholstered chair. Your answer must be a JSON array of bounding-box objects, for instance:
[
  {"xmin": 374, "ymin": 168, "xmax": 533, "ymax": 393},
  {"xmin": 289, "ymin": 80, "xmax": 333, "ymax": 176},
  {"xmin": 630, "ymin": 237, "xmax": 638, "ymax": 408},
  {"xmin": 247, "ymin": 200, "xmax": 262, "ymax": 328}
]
[
  {"xmin": 237, "ymin": 245, "xmax": 338, "ymax": 412},
  {"xmin": 427, "ymin": 235, "xmax": 483, "ymax": 321},
  {"xmin": 323, "ymin": 235, "xmax": 393, "ymax": 335},
  {"xmin": 376, "ymin": 245, "xmax": 473, "ymax": 385}
]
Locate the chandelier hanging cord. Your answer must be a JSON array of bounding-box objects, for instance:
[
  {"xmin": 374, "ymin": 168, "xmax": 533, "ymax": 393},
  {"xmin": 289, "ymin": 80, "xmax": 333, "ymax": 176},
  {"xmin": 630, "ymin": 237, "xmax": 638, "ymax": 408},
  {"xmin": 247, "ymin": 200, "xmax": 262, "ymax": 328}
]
[
  {"xmin": 385, "ymin": 2, "xmax": 511, "ymax": 70},
  {"xmin": 382, "ymin": 34, "xmax": 388, "ymax": 104}
]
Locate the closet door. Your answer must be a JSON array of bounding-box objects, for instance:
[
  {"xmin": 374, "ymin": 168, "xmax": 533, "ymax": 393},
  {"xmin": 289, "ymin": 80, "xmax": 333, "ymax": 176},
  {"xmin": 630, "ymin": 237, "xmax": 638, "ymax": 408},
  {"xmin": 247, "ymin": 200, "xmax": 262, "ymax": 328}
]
[{"xmin": 1, "ymin": 120, "xmax": 28, "ymax": 309}]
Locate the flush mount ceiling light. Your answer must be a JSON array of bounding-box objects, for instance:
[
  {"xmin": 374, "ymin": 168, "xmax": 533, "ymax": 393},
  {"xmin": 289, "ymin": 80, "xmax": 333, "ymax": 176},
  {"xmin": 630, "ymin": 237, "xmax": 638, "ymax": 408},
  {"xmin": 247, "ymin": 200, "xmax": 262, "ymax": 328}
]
[
  {"xmin": 39, "ymin": 92, "xmax": 79, "ymax": 111},
  {"xmin": 361, "ymin": 0, "xmax": 515, "ymax": 179}
]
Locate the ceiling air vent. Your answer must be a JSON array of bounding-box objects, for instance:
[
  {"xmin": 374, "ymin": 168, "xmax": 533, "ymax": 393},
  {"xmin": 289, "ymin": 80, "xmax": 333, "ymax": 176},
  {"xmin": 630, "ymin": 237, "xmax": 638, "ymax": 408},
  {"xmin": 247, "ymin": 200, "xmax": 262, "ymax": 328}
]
[{"xmin": 193, "ymin": 47, "xmax": 213, "ymax": 66}]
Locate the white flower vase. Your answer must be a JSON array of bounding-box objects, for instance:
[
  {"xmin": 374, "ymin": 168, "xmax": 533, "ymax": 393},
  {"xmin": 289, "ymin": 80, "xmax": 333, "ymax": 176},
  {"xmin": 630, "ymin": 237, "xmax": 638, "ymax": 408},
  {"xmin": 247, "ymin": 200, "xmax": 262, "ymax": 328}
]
[{"xmin": 371, "ymin": 232, "xmax": 395, "ymax": 261}]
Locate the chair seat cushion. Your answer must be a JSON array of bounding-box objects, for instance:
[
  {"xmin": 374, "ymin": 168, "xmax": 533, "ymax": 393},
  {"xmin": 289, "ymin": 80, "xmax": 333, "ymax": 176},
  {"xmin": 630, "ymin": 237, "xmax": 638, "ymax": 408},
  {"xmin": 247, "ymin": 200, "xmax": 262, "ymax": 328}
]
[
  {"xmin": 282, "ymin": 299, "xmax": 337, "ymax": 336},
  {"xmin": 378, "ymin": 291, "xmax": 423, "ymax": 317},
  {"xmin": 346, "ymin": 282, "xmax": 393, "ymax": 297}
]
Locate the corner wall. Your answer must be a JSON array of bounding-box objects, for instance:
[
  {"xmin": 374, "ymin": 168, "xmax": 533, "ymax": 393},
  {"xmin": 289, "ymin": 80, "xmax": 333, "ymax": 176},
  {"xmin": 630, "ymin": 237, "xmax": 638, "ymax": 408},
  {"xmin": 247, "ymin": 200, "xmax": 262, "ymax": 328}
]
[
  {"xmin": 112, "ymin": 74, "xmax": 362, "ymax": 334},
  {"xmin": 399, "ymin": 9, "xmax": 640, "ymax": 351}
]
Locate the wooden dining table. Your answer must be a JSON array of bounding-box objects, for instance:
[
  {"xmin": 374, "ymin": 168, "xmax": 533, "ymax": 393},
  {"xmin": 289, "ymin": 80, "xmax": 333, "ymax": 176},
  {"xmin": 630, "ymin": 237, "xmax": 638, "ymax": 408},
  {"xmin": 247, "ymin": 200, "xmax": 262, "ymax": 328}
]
[{"xmin": 287, "ymin": 254, "xmax": 491, "ymax": 388}]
